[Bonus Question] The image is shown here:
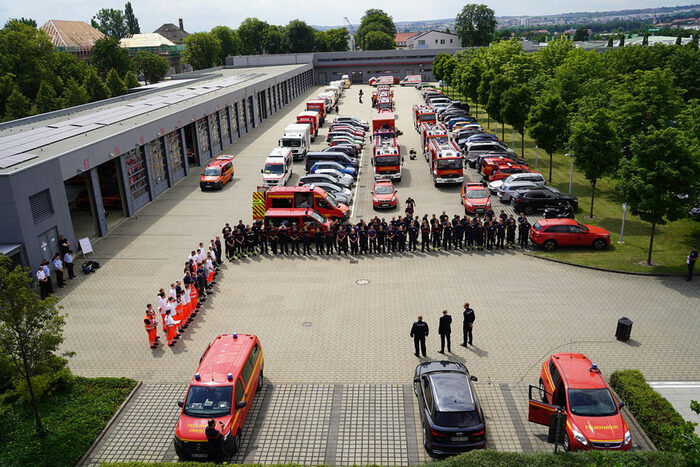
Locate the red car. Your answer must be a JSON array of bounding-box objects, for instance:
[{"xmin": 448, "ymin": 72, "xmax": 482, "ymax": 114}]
[
  {"xmin": 372, "ymin": 179, "xmax": 398, "ymax": 209},
  {"xmin": 529, "ymin": 219, "xmax": 610, "ymax": 251},
  {"xmin": 460, "ymin": 182, "xmax": 491, "ymax": 215},
  {"xmin": 488, "ymin": 163, "xmax": 530, "ymax": 182},
  {"xmin": 529, "ymin": 353, "xmax": 631, "ymax": 452}
]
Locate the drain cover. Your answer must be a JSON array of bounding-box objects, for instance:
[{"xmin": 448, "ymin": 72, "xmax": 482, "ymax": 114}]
[
  {"xmin": 356, "ymin": 279, "xmax": 370, "ymax": 285},
  {"xmin": 301, "ymin": 322, "xmax": 312, "ymax": 327}
]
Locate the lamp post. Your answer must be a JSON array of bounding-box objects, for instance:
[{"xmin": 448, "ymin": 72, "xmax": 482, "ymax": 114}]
[
  {"xmin": 566, "ymin": 153, "xmax": 574, "ymax": 194},
  {"xmin": 619, "ymin": 202, "xmax": 628, "ymax": 244},
  {"xmin": 535, "ymin": 145, "xmax": 539, "ymax": 169}
]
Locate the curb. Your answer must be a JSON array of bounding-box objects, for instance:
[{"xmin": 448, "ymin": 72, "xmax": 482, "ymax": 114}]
[
  {"xmin": 76, "ymin": 380, "xmax": 143, "ymax": 466},
  {"xmin": 522, "ymin": 251, "xmax": 685, "ymax": 277},
  {"xmin": 609, "ymin": 387, "xmax": 657, "ymax": 451}
]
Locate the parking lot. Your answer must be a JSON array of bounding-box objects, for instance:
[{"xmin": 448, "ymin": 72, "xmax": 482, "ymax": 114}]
[{"xmin": 59, "ymin": 84, "xmax": 698, "ymax": 465}]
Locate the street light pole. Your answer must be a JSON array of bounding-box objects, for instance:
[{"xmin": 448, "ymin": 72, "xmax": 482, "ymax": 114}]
[
  {"xmin": 566, "ymin": 153, "xmax": 574, "ymax": 194},
  {"xmin": 619, "ymin": 202, "xmax": 628, "ymax": 244},
  {"xmin": 535, "ymin": 145, "xmax": 539, "ymax": 169}
]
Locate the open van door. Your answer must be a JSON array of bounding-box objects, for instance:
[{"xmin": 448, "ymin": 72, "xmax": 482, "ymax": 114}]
[{"xmin": 528, "ymin": 384, "xmax": 562, "ymax": 426}]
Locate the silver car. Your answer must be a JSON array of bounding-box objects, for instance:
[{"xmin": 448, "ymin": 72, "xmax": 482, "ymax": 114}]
[
  {"xmin": 488, "ymin": 172, "xmax": 546, "ymax": 193},
  {"xmin": 305, "ymin": 183, "xmax": 352, "ymax": 204},
  {"xmin": 498, "ymin": 179, "xmax": 552, "ymax": 202}
]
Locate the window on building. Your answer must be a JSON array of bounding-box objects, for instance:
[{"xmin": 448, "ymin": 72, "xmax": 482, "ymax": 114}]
[
  {"xmin": 450, "ymin": 39, "xmax": 453, "ymax": 43},
  {"xmin": 29, "ymin": 189, "xmax": 53, "ymax": 223},
  {"xmin": 440, "ymin": 39, "xmax": 445, "ymax": 44},
  {"xmin": 418, "ymin": 40, "xmax": 425, "ymax": 45}
]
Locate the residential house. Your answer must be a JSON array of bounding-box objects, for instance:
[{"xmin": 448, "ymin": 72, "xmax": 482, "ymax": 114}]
[
  {"xmin": 40, "ymin": 20, "xmax": 105, "ymax": 61},
  {"xmin": 407, "ymin": 30, "xmax": 461, "ymax": 49}
]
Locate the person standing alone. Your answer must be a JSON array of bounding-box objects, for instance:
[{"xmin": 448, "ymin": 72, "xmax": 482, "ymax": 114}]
[
  {"xmin": 410, "ymin": 315, "xmax": 429, "ymax": 357},
  {"xmin": 438, "ymin": 310, "xmax": 452, "ymax": 353},
  {"xmin": 461, "ymin": 303, "xmax": 475, "ymax": 347},
  {"xmin": 688, "ymin": 245, "xmax": 698, "ymax": 281}
]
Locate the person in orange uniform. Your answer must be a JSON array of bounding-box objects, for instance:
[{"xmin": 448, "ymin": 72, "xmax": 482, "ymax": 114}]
[
  {"xmin": 144, "ymin": 304, "xmax": 159, "ymax": 348},
  {"xmin": 164, "ymin": 309, "xmax": 180, "ymax": 346}
]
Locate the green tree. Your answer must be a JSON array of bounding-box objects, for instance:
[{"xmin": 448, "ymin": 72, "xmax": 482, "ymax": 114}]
[
  {"xmin": 263, "ymin": 25, "xmax": 287, "ymax": 55},
  {"xmin": 501, "ymin": 83, "xmax": 533, "ymax": 156},
  {"xmin": 616, "ymin": 128, "xmax": 700, "ymax": 265},
  {"xmin": 573, "ymin": 27, "xmax": 589, "ymax": 41},
  {"xmin": 5, "ymin": 88, "xmax": 31, "ymax": 120},
  {"xmin": 0, "ymin": 75, "xmax": 17, "ymax": 117},
  {"xmin": 92, "ymin": 37, "xmax": 131, "ymax": 78},
  {"xmin": 607, "ymin": 36, "xmax": 614, "ymax": 47},
  {"xmin": 455, "ymin": 4, "xmax": 497, "ymax": 47},
  {"xmin": 131, "ymin": 51, "xmax": 169, "ymax": 84},
  {"xmin": 486, "ymin": 74, "xmax": 511, "ymax": 139},
  {"xmin": 363, "ymin": 31, "xmax": 395, "ymax": 50},
  {"xmin": 105, "ymin": 68, "xmax": 128, "ymax": 96},
  {"xmin": 676, "ymin": 32, "xmax": 683, "ymax": 46},
  {"xmin": 568, "ymin": 109, "xmax": 621, "ymax": 217},
  {"xmin": 0, "ymin": 20, "xmax": 56, "ymax": 100},
  {"xmin": 123, "ymin": 70, "xmax": 140, "ymax": 89},
  {"xmin": 124, "ymin": 2, "xmax": 140, "ymax": 35},
  {"xmin": 357, "ymin": 9, "xmax": 396, "ymax": 49},
  {"xmin": 35, "ymin": 80, "xmax": 59, "ymax": 113},
  {"xmin": 83, "ymin": 67, "xmax": 111, "ymax": 101},
  {"xmin": 4, "ymin": 17, "xmax": 37, "ymax": 28},
  {"xmin": 182, "ymin": 32, "xmax": 221, "ymax": 70},
  {"xmin": 537, "ymin": 37, "xmax": 575, "ymax": 73},
  {"xmin": 619, "ymin": 34, "xmax": 625, "ymax": 47},
  {"xmin": 0, "ymin": 255, "xmax": 68, "ymax": 436},
  {"xmin": 210, "ymin": 26, "xmax": 241, "ymax": 65},
  {"xmin": 527, "ymin": 91, "xmax": 569, "ymax": 182},
  {"xmin": 285, "ymin": 19, "xmax": 316, "ymax": 53},
  {"xmin": 324, "ymin": 28, "xmax": 349, "ymax": 51},
  {"xmin": 441, "ymin": 55, "xmax": 457, "ymax": 87},
  {"xmin": 642, "ymin": 32, "xmax": 649, "ymax": 46},
  {"xmin": 91, "ymin": 8, "xmax": 128, "ymax": 39},
  {"xmin": 61, "ymin": 77, "xmax": 89, "ymax": 107},
  {"xmin": 54, "ymin": 51, "xmax": 89, "ymax": 86},
  {"xmin": 667, "ymin": 46, "xmax": 700, "ymax": 100},
  {"xmin": 238, "ymin": 18, "xmax": 269, "ymax": 55}
]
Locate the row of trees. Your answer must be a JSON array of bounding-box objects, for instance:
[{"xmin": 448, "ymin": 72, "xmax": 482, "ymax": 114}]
[
  {"xmin": 434, "ymin": 39, "xmax": 700, "ymax": 264},
  {"xmin": 0, "ymin": 20, "xmax": 174, "ymax": 122},
  {"xmin": 182, "ymin": 18, "xmax": 350, "ymax": 70}
]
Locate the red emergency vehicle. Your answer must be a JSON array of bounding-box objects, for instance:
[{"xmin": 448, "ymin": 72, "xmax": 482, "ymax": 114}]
[
  {"xmin": 296, "ymin": 111, "xmax": 320, "ymax": 139},
  {"xmin": 413, "ymin": 105, "xmax": 436, "ymax": 130},
  {"xmin": 372, "ymin": 140, "xmax": 402, "ymax": 181},
  {"xmin": 420, "ymin": 122, "xmax": 449, "ymax": 150},
  {"xmin": 372, "ymin": 112, "xmax": 395, "ymax": 134},
  {"xmin": 306, "ymin": 100, "xmax": 326, "ymax": 125},
  {"xmin": 264, "ymin": 208, "xmax": 333, "ymax": 234},
  {"xmin": 174, "ymin": 333, "xmax": 263, "ymax": 460},
  {"xmin": 263, "ymin": 185, "xmax": 349, "ymax": 221},
  {"xmin": 529, "ymin": 353, "xmax": 631, "ymax": 451},
  {"xmin": 427, "ymin": 140, "xmax": 464, "ymax": 186}
]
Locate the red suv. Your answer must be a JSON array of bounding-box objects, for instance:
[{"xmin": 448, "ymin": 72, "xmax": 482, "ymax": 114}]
[
  {"xmin": 372, "ymin": 179, "xmax": 398, "ymax": 209},
  {"xmin": 529, "ymin": 353, "xmax": 631, "ymax": 451},
  {"xmin": 529, "ymin": 219, "xmax": 610, "ymax": 251},
  {"xmin": 461, "ymin": 182, "xmax": 491, "ymax": 215}
]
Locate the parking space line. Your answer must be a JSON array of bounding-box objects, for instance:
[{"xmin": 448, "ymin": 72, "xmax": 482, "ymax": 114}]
[
  {"xmin": 402, "ymin": 384, "xmax": 421, "ymax": 465},
  {"xmin": 500, "ymin": 384, "xmax": 535, "ymax": 453},
  {"xmin": 324, "ymin": 384, "xmax": 343, "ymax": 465}
]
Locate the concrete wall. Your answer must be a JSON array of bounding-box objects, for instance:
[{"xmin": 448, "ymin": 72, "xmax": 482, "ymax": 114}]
[{"xmin": 227, "ymin": 54, "xmax": 314, "ymax": 68}]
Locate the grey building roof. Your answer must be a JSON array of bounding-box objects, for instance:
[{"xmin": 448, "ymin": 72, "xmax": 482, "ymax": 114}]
[{"xmin": 154, "ymin": 23, "xmax": 190, "ymax": 44}]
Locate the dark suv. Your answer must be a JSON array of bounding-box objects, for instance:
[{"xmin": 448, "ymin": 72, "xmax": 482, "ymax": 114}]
[
  {"xmin": 414, "ymin": 361, "xmax": 486, "ymax": 456},
  {"xmin": 510, "ymin": 186, "xmax": 578, "ymax": 214}
]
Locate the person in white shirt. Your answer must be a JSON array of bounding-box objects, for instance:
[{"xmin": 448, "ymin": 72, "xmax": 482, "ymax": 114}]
[
  {"xmin": 157, "ymin": 290, "xmax": 168, "ymax": 326},
  {"xmin": 169, "ymin": 283, "xmax": 177, "ymax": 300},
  {"xmin": 164, "ymin": 310, "xmax": 180, "ymax": 346},
  {"xmin": 187, "ymin": 250, "xmax": 197, "ymax": 264},
  {"xmin": 36, "ymin": 266, "xmax": 49, "ymax": 299},
  {"xmin": 53, "ymin": 253, "xmax": 65, "ymax": 288},
  {"xmin": 208, "ymin": 246, "xmax": 217, "ymax": 264}
]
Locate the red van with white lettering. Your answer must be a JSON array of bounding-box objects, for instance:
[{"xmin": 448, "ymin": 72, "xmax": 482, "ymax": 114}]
[{"xmin": 174, "ymin": 334, "xmax": 263, "ymax": 460}]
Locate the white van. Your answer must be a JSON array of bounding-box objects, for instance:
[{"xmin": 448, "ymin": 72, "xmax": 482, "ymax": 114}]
[{"xmin": 261, "ymin": 147, "xmax": 293, "ymax": 186}]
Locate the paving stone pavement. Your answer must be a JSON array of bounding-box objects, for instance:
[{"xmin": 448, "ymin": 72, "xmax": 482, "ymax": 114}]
[
  {"xmin": 57, "ymin": 84, "xmax": 698, "ymax": 464},
  {"xmin": 649, "ymin": 381, "xmax": 700, "ymax": 436}
]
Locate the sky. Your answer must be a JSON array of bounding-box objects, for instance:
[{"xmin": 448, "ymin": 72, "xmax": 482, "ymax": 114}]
[{"xmin": 1, "ymin": 0, "xmax": 697, "ymax": 32}]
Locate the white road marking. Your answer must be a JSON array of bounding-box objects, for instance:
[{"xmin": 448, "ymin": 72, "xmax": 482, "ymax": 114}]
[{"xmin": 648, "ymin": 381, "xmax": 700, "ymax": 388}]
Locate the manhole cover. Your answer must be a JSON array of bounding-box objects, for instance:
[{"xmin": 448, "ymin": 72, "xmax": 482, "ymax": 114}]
[
  {"xmin": 356, "ymin": 279, "xmax": 370, "ymax": 285},
  {"xmin": 302, "ymin": 322, "xmax": 312, "ymax": 328}
]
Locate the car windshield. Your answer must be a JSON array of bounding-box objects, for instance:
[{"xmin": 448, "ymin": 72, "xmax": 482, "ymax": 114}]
[
  {"xmin": 376, "ymin": 156, "xmax": 400, "ymax": 166},
  {"xmin": 183, "ymin": 385, "xmax": 232, "ymax": 418},
  {"xmin": 467, "ymin": 190, "xmax": 486, "ymax": 199},
  {"xmin": 309, "ymin": 211, "xmax": 326, "ymax": 223},
  {"xmin": 281, "ymin": 138, "xmax": 301, "ymax": 147},
  {"xmin": 568, "ymin": 388, "xmax": 618, "ymax": 417},
  {"xmin": 264, "ymin": 163, "xmax": 284, "ymax": 174},
  {"xmin": 324, "ymin": 194, "xmax": 338, "ymax": 207},
  {"xmin": 576, "ymin": 221, "xmax": 589, "ymax": 232},
  {"xmin": 437, "ymin": 159, "xmax": 462, "ymax": 170},
  {"xmin": 203, "ymin": 167, "xmax": 221, "ymax": 176},
  {"xmin": 375, "ymin": 185, "xmax": 394, "ymax": 195},
  {"xmin": 420, "ymin": 114, "xmax": 436, "ymax": 121}
]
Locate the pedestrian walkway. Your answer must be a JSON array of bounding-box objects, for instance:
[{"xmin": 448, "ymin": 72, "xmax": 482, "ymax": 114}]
[{"xmin": 649, "ymin": 381, "xmax": 700, "ymax": 436}]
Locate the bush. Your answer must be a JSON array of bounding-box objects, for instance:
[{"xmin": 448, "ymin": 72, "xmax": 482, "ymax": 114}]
[
  {"xmin": 13, "ymin": 355, "xmax": 75, "ymax": 402},
  {"xmin": 610, "ymin": 369, "xmax": 700, "ymax": 463}
]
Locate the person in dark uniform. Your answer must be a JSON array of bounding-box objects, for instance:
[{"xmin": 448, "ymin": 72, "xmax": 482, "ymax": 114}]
[
  {"xmin": 258, "ymin": 226, "xmax": 268, "ymax": 254},
  {"xmin": 301, "ymin": 225, "xmax": 311, "ymax": 255},
  {"xmin": 461, "ymin": 303, "xmax": 475, "ymax": 346},
  {"xmin": 408, "ymin": 222, "xmax": 418, "ymax": 251},
  {"xmin": 465, "ymin": 218, "xmax": 474, "ymax": 250},
  {"xmin": 519, "ymin": 219, "xmax": 530, "ymax": 248},
  {"xmin": 314, "ymin": 226, "xmax": 324, "ymax": 254},
  {"xmin": 359, "ymin": 226, "xmax": 368, "ymax": 254},
  {"xmin": 486, "ymin": 221, "xmax": 496, "ymax": 250},
  {"xmin": 205, "ymin": 419, "xmax": 225, "ymax": 462},
  {"xmin": 397, "ymin": 225, "xmax": 406, "ymax": 253},
  {"xmin": 410, "ymin": 315, "xmax": 429, "ymax": 357},
  {"xmin": 368, "ymin": 225, "xmax": 377, "ymax": 253},
  {"xmin": 269, "ymin": 227, "xmax": 279, "ymax": 254},
  {"xmin": 496, "ymin": 219, "xmax": 506, "ymax": 249},
  {"xmin": 289, "ymin": 224, "xmax": 300, "ymax": 255},
  {"xmin": 278, "ymin": 225, "xmax": 289, "ymax": 254},
  {"xmin": 234, "ymin": 228, "xmax": 245, "ymax": 256},
  {"xmin": 432, "ymin": 221, "xmax": 442, "ymax": 250},
  {"xmin": 325, "ymin": 227, "xmax": 335, "ymax": 254},
  {"xmin": 349, "ymin": 228, "xmax": 359, "ymax": 255},
  {"xmin": 506, "ymin": 218, "xmax": 516, "ymax": 247},
  {"xmin": 224, "ymin": 233, "xmax": 234, "ymax": 260},
  {"xmin": 439, "ymin": 211, "xmax": 449, "ymax": 224},
  {"xmin": 421, "ymin": 220, "xmax": 431, "ymax": 252},
  {"xmin": 337, "ymin": 228, "xmax": 348, "ymax": 254},
  {"xmin": 453, "ymin": 218, "xmax": 463, "ymax": 249},
  {"xmin": 377, "ymin": 225, "xmax": 386, "ymax": 253},
  {"xmin": 438, "ymin": 310, "xmax": 452, "ymax": 353},
  {"xmin": 443, "ymin": 221, "xmax": 452, "ymax": 250},
  {"xmin": 386, "ymin": 226, "xmax": 396, "ymax": 253},
  {"xmin": 245, "ymin": 226, "xmax": 257, "ymax": 255},
  {"xmin": 499, "ymin": 210, "xmax": 508, "ymax": 223},
  {"xmin": 687, "ymin": 245, "xmax": 698, "ymax": 281},
  {"xmin": 405, "ymin": 197, "xmax": 415, "ymax": 218},
  {"xmin": 475, "ymin": 220, "xmax": 485, "ymax": 250}
]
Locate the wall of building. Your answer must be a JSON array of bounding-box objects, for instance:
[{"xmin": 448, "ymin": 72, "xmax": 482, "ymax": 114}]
[{"xmin": 408, "ymin": 31, "xmax": 461, "ymax": 49}]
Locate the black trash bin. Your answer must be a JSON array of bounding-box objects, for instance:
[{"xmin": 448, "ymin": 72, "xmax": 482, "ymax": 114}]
[{"xmin": 616, "ymin": 317, "xmax": 633, "ymax": 341}]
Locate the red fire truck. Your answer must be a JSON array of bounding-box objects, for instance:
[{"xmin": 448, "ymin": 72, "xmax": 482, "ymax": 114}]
[
  {"xmin": 372, "ymin": 112, "xmax": 396, "ymax": 134},
  {"xmin": 296, "ymin": 111, "xmax": 320, "ymax": 140},
  {"xmin": 427, "ymin": 140, "xmax": 464, "ymax": 186},
  {"xmin": 306, "ymin": 100, "xmax": 326, "ymax": 125},
  {"xmin": 372, "ymin": 134, "xmax": 402, "ymax": 181},
  {"xmin": 420, "ymin": 123, "xmax": 449, "ymax": 156},
  {"xmin": 413, "ymin": 105, "xmax": 436, "ymax": 130}
]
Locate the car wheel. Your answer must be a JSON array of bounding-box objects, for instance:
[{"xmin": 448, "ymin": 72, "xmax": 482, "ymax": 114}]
[
  {"xmin": 539, "ymin": 379, "xmax": 547, "ymax": 402},
  {"xmin": 423, "ymin": 426, "xmax": 429, "ymax": 450},
  {"xmin": 217, "ymin": 182, "xmax": 223, "ymax": 190},
  {"xmin": 231, "ymin": 431, "xmax": 241, "ymax": 454},
  {"xmin": 543, "ymin": 240, "xmax": 557, "ymax": 251},
  {"xmin": 592, "ymin": 239, "xmax": 607, "ymax": 250},
  {"xmin": 524, "ymin": 206, "xmax": 534, "ymax": 215},
  {"xmin": 563, "ymin": 433, "xmax": 571, "ymax": 452},
  {"xmin": 257, "ymin": 369, "xmax": 264, "ymax": 391}
]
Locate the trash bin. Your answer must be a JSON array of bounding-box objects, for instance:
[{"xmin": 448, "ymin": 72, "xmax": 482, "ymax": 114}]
[{"xmin": 616, "ymin": 317, "xmax": 633, "ymax": 341}]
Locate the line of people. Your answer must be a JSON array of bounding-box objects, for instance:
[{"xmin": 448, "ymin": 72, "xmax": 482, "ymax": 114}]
[
  {"xmin": 143, "ymin": 239, "xmax": 223, "ymax": 348},
  {"xmin": 220, "ymin": 207, "xmax": 532, "ymax": 259}
]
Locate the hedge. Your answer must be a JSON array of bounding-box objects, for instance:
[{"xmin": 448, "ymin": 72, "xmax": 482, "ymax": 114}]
[{"xmin": 106, "ymin": 450, "xmax": 683, "ymax": 467}]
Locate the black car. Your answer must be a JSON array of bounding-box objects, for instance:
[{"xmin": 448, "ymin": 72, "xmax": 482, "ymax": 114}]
[
  {"xmin": 439, "ymin": 110, "xmax": 468, "ymax": 123},
  {"xmin": 510, "ymin": 186, "xmax": 578, "ymax": 214},
  {"xmin": 414, "ymin": 361, "xmax": 486, "ymax": 456},
  {"xmin": 322, "ymin": 145, "xmax": 358, "ymax": 158},
  {"xmin": 446, "ymin": 101, "xmax": 470, "ymax": 112}
]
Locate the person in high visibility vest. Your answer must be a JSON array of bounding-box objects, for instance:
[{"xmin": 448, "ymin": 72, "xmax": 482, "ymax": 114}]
[
  {"xmin": 144, "ymin": 304, "xmax": 159, "ymax": 348},
  {"xmin": 164, "ymin": 310, "xmax": 180, "ymax": 346}
]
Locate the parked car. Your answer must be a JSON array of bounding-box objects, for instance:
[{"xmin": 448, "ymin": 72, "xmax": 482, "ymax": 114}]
[
  {"xmin": 529, "ymin": 219, "xmax": 610, "ymax": 250},
  {"xmin": 372, "ymin": 179, "xmax": 398, "ymax": 209},
  {"xmin": 299, "ymin": 172, "xmax": 351, "ymax": 189},
  {"xmin": 414, "ymin": 361, "xmax": 486, "ymax": 456},
  {"xmin": 312, "ymin": 168, "xmax": 354, "ymax": 187},
  {"xmin": 322, "ymin": 144, "xmax": 359, "ymax": 158},
  {"xmin": 529, "ymin": 353, "xmax": 630, "ymax": 451},
  {"xmin": 496, "ymin": 181, "xmax": 541, "ymax": 202},
  {"xmin": 329, "ymin": 125, "xmax": 366, "ymax": 137},
  {"xmin": 304, "ymin": 182, "xmax": 352, "ymax": 205},
  {"xmin": 488, "ymin": 172, "xmax": 546, "ymax": 193},
  {"xmin": 511, "ymin": 186, "xmax": 578, "ymax": 215},
  {"xmin": 327, "ymin": 132, "xmax": 364, "ymax": 144},
  {"xmin": 310, "ymin": 161, "xmax": 357, "ymax": 178},
  {"xmin": 334, "ymin": 116, "xmax": 368, "ymax": 130},
  {"xmin": 461, "ymin": 182, "xmax": 491, "ymax": 215},
  {"xmin": 200, "ymin": 159, "xmax": 234, "ymax": 190}
]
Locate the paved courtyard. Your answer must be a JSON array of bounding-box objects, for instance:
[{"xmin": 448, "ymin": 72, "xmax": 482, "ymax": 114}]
[{"xmin": 55, "ymin": 84, "xmax": 698, "ymax": 464}]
